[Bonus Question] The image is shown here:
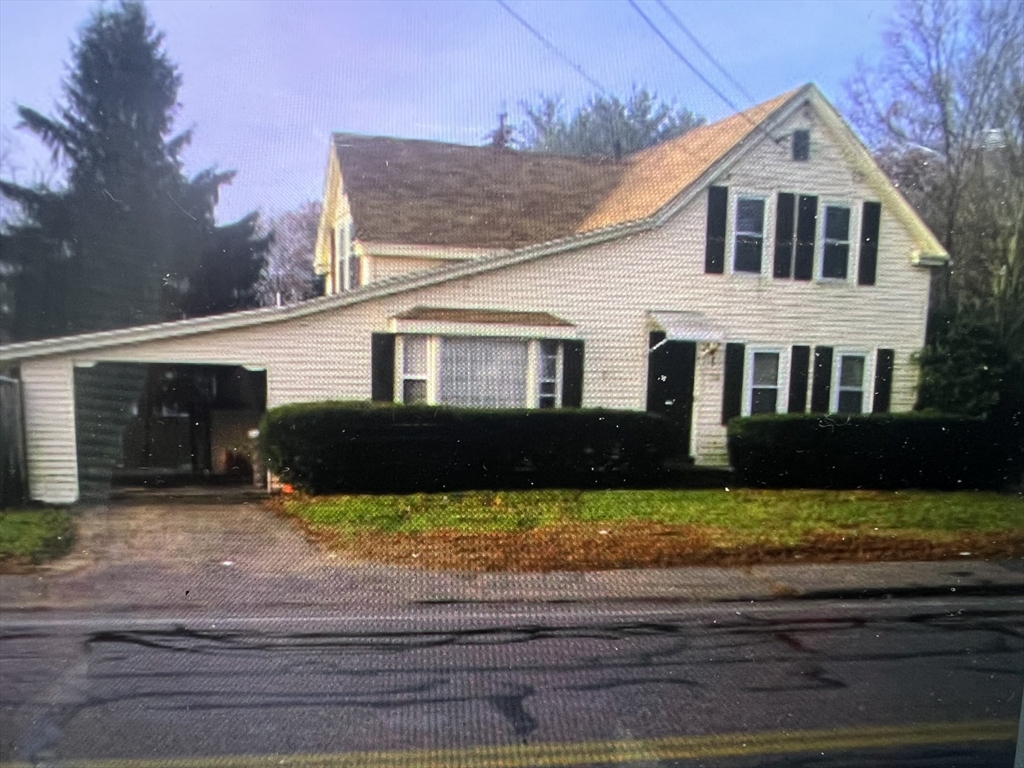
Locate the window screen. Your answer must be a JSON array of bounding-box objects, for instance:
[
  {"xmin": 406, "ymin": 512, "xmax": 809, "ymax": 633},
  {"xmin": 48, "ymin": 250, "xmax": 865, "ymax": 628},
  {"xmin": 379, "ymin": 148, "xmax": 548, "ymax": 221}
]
[
  {"xmin": 734, "ymin": 198, "xmax": 765, "ymax": 273},
  {"xmin": 750, "ymin": 351, "xmax": 780, "ymax": 414},
  {"xmin": 822, "ymin": 205, "xmax": 851, "ymax": 279},
  {"xmin": 837, "ymin": 354, "xmax": 865, "ymax": 413},
  {"xmin": 439, "ymin": 337, "xmax": 528, "ymax": 408}
]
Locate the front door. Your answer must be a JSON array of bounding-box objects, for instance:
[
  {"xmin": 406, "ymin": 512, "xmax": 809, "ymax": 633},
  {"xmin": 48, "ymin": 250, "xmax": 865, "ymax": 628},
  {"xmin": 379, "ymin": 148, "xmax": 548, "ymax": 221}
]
[{"xmin": 645, "ymin": 332, "xmax": 696, "ymax": 455}]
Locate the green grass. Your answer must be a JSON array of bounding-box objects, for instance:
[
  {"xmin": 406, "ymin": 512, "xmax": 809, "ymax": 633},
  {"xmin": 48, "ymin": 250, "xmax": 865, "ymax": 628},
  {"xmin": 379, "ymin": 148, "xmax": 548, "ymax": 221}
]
[
  {"xmin": 0, "ymin": 508, "xmax": 76, "ymax": 565},
  {"xmin": 279, "ymin": 489, "xmax": 1023, "ymax": 545}
]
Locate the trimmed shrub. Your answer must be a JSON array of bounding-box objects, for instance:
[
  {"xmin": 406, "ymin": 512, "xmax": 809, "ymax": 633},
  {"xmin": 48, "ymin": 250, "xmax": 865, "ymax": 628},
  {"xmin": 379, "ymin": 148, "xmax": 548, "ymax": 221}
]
[
  {"xmin": 259, "ymin": 402, "xmax": 679, "ymax": 494},
  {"xmin": 727, "ymin": 412, "xmax": 1017, "ymax": 490}
]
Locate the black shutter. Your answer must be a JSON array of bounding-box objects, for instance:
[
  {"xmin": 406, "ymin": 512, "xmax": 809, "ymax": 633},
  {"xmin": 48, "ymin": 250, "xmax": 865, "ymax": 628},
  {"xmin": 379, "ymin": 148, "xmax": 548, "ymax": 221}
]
[
  {"xmin": 810, "ymin": 346, "xmax": 833, "ymax": 413},
  {"xmin": 704, "ymin": 186, "xmax": 728, "ymax": 274},
  {"xmin": 721, "ymin": 343, "xmax": 745, "ymax": 424},
  {"xmin": 371, "ymin": 333, "xmax": 395, "ymax": 402},
  {"xmin": 794, "ymin": 195, "xmax": 818, "ymax": 281},
  {"xmin": 792, "ymin": 130, "xmax": 810, "ymax": 161},
  {"xmin": 562, "ymin": 340, "xmax": 585, "ymax": 408},
  {"xmin": 872, "ymin": 348, "xmax": 895, "ymax": 413},
  {"xmin": 858, "ymin": 201, "xmax": 881, "ymax": 286},
  {"xmin": 773, "ymin": 193, "xmax": 796, "ymax": 278},
  {"xmin": 787, "ymin": 345, "xmax": 811, "ymax": 412}
]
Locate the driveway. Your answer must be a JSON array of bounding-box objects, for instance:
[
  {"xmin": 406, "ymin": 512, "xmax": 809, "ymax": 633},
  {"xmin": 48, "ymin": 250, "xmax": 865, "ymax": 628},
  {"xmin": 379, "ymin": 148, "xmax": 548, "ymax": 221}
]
[
  {"xmin": 3, "ymin": 496, "xmax": 1021, "ymax": 614},
  {"xmin": 0, "ymin": 495, "xmax": 409, "ymax": 612}
]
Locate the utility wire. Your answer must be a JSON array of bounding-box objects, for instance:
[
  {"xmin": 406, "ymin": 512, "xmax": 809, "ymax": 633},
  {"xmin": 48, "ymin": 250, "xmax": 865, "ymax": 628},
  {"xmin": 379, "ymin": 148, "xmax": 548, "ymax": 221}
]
[
  {"xmin": 654, "ymin": 0, "xmax": 755, "ymax": 104},
  {"xmin": 626, "ymin": 0, "xmax": 760, "ymax": 131},
  {"xmin": 494, "ymin": 0, "xmax": 608, "ymax": 94}
]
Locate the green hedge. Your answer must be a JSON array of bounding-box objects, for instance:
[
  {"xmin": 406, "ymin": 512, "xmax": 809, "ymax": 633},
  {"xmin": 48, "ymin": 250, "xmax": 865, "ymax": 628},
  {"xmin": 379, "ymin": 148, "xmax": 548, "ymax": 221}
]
[
  {"xmin": 727, "ymin": 412, "xmax": 1018, "ymax": 490},
  {"xmin": 259, "ymin": 402, "xmax": 680, "ymax": 494}
]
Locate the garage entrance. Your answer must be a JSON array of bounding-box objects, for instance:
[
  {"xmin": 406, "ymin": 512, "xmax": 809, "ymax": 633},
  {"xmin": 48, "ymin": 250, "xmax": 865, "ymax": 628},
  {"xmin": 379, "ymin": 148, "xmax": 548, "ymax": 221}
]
[{"xmin": 73, "ymin": 362, "xmax": 266, "ymax": 499}]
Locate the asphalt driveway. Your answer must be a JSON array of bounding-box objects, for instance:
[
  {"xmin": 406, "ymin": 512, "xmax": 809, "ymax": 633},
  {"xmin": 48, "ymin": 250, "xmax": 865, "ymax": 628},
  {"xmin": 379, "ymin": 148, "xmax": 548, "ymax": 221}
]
[{"xmin": 0, "ymin": 495, "xmax": 408, "ymax": 612}]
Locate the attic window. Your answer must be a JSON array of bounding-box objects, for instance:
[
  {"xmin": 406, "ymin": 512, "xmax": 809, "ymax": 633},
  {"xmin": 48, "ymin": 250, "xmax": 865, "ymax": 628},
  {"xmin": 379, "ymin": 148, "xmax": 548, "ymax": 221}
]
[{"xmin": 792, "ymin": 130, "xmax": 810, "ymax": 161}]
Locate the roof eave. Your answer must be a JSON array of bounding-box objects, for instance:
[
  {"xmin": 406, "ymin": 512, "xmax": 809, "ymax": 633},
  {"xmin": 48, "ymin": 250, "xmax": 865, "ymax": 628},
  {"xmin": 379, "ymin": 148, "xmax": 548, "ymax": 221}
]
[{"xmin": 914, "ymin": 253, "xmax": 950, "ymax": 267}]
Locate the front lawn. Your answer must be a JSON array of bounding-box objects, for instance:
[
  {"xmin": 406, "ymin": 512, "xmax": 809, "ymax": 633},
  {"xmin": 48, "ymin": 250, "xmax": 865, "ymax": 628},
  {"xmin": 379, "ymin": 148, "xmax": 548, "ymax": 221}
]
[
  {"xmin": 273, "ymin": 489, "xmax": 1024, "ymax": 571},
  {"xmin": 0, "ymin": 508, "xmax": 76, "ymax": 569}
]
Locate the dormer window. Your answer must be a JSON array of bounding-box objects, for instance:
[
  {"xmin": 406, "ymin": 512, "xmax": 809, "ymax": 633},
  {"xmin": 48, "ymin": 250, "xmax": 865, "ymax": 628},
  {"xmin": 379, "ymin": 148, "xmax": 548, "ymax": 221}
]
[{"xmin": 793, "ymin": 130, "xmax": 810, "ymax": 161}]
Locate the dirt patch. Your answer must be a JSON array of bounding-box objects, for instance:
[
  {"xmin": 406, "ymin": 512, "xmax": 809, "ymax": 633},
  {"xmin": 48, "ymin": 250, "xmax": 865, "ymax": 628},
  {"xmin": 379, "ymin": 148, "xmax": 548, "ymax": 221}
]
[{"xmin": 284, "ymin": 516, "xmax": 1024, "ymax": 573}]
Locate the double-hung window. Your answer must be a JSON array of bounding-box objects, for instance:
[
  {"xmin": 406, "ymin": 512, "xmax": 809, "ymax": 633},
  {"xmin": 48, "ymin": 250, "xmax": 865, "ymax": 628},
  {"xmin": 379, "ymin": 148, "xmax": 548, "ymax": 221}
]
[
  {"xmin": 747, "ymin": 349, "xmax": 782, "ymax": 415},
  {"xmin": 733, "ymin": 197, "xmax": 765, "ymax": 274},
  {"xmin": 821, "ymin": 205, "xmax": 852, "ymax": 279},
  {"xmin": 538, "ymin": 340, "xmax": 561, "ymax": 408},
  {"xmin": 834, "ymin": 353, "xmax": 866, "ymax": 413},
  {"xmin": 400, "ymin": 335, "xmax": 429, "ymax": 404}
]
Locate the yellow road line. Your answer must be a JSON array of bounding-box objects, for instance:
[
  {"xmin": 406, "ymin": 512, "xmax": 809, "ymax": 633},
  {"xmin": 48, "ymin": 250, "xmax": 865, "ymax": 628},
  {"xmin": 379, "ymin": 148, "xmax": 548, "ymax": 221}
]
[{"xmin": 1, "ymin": 719, "xmax": 1015, "ymax": 768}]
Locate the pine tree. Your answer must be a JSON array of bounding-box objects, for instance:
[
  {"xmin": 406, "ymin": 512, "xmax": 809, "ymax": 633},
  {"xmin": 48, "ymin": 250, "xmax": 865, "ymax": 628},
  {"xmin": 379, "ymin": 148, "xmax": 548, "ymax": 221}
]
[
  {"xmin": 0, "ymin": 0, "xmax": 269, "ymax": 342},
  {"xmin": 519, "ymin": 86, "xmax": 704, "ymax": 158}
]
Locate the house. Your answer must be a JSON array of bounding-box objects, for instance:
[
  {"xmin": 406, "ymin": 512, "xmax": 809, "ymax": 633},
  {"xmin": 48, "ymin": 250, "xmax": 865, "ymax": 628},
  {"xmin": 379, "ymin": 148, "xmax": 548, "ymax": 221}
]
[{"xmin": 0, "ymin": 84, "xmax": 947, "ymax": 504}]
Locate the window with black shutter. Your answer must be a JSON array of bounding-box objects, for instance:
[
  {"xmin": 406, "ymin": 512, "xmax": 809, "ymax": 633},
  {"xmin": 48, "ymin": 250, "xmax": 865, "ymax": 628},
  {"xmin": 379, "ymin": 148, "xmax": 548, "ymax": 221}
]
[
  {"xmin": 794, "ymin": 195, "xmax": 818, "ymax": 280},
  {"xmin": 704, "ymin": 186, "xmax": 728, "ymax": 274},
  {"xmin": 858, "ymin": 202, "xmax": 881, "ymax": 285},
  {"xmin": 773, "ymin": 193, "xmax": 796, "ymax": 278}
]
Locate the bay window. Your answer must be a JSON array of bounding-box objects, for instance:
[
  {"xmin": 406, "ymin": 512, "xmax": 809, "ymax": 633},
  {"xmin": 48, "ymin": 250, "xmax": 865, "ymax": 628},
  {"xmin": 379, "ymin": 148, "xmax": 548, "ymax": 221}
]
[{"xmin": 397, "ymin": 335, "xmax": 566, "ymax": 408}]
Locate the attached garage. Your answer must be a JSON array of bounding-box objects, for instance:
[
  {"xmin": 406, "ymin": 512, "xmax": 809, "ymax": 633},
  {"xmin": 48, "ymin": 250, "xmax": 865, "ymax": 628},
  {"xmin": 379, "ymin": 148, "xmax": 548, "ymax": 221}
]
[{"xmin": 76, "ymin": 362, "xmax": 266, "ymax": 497}]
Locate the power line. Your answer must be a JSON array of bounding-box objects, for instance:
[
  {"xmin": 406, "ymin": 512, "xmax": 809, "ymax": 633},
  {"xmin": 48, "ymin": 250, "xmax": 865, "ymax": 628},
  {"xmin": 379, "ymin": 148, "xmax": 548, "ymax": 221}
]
[
  {"xmin": 654, "ymin": 0, "xmax": 755, "ymax": 105},
  {"xmin": 626, "ymin": 0, "xmax": 756, "ymax": 127},
  {"xmin": 494, "ymin": 0, "xmax": 608, "ymax": 94}
]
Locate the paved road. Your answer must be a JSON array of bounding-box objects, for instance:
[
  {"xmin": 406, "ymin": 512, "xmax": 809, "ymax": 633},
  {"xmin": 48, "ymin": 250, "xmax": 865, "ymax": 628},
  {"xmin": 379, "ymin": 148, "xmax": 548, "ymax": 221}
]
[{"xmin": 1, "ymin": 595, "xmax": 1021, "ymax": 766}]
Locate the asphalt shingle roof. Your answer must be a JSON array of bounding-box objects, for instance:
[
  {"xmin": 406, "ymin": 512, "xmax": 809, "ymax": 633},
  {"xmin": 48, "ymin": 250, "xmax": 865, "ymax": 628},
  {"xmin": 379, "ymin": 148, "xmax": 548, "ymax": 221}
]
[{"xmin": 333, "ymin": 90, "xmax": 797, "ymax": 249}]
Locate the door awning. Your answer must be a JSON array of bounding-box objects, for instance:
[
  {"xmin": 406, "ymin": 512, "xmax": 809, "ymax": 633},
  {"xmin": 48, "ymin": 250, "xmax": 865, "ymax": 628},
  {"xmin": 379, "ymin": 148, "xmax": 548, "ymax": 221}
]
[{"xmin": 648, "ymin": 311, "xmax": 723, "ymax": 342}]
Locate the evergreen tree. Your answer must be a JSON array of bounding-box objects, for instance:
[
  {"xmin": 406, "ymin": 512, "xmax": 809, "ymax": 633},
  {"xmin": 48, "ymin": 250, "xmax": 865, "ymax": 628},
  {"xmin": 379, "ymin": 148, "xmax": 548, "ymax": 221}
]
[
  {"xmin": 519, "ymin": 86, "xmax": 704, "ymax": 158},
  {"xmin": 0, "ymin": 1, "xmax": 269, "ymax": 342}
]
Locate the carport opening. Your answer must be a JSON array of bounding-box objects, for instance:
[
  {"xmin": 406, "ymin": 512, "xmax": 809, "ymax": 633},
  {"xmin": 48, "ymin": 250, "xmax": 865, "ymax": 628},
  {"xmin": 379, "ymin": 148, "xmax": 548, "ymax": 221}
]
[{"xmin": 112, "ymin": 364, "xmax": 267, "ymax": 490}]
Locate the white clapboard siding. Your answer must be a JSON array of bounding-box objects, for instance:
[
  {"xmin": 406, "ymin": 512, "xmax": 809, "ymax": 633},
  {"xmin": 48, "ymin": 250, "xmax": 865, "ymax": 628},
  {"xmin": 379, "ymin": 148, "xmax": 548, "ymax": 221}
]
[
  {"xmin": 20, "ymin": 358, "xmax": 79, "ymax": 504},
  {"xmin": 13, "ymin": 104, "xmax": 931, "ymax": 501}
]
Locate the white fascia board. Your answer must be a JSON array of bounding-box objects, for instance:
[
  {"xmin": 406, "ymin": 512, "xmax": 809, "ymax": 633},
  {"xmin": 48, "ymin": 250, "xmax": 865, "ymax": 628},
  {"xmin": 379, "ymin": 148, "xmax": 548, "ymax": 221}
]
[{"xmin": 361, "ymin": 242, "xmax": 511, "ymax": 261}]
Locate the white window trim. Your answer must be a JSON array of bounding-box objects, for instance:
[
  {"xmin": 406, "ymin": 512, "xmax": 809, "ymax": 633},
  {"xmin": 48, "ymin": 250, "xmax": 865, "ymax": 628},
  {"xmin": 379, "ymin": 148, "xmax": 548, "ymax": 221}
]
[
  {"xmin": 816, "ymin": 200, "xmax": 858, "ymax": 283},
  {"xmin": 830, "ymin": 349, "xmax": 874, "ymax": 414},
  {"xmin": 743, "ymin": 346, "xmax": 789, "ymax": 416},
  {"xmin": 729, "ymin": 192, "xmax": 771, "ymax": 277},
  {"xmin": 534, "ymin": 339, "xmax": 563, "ymax": 409},
  {"xmin": 395, "ymin": 334, "xmax": 436, "ymax": 405}
]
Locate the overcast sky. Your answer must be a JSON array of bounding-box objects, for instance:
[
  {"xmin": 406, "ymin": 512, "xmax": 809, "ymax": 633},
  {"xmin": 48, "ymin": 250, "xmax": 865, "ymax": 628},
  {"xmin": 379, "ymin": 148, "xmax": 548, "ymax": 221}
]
[{"xmin": 0, "ymin": 0, "xmax": 895, "ymax": 224}]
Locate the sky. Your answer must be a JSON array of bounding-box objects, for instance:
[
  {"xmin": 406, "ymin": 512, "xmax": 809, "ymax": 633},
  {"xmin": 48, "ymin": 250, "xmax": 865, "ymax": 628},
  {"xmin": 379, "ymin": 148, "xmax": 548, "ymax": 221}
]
[{"xmin": 0, "ymin": 0, "xmax": 896, "ymax": 224}]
